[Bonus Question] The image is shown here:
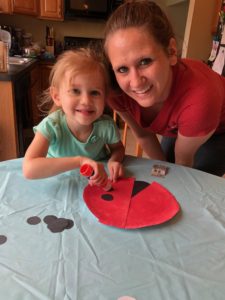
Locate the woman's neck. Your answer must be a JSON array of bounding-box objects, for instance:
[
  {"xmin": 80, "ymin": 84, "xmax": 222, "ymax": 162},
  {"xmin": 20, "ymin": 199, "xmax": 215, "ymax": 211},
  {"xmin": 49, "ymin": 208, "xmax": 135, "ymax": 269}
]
[{"xmin": 140, "ymin": 103, "xmax": 163, "ymax": 126}]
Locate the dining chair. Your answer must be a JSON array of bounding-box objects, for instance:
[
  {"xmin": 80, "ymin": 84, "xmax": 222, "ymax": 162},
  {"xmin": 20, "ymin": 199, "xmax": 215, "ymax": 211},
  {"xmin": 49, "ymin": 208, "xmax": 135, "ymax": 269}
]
[{"xmin": 113, "ymin": 110, "xmax": 143, "ymax": 157}]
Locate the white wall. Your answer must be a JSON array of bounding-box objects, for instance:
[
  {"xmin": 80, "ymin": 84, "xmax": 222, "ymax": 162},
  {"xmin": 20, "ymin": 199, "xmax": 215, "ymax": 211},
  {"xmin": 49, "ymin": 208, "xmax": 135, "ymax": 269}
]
[{"xmin": 156, "ymin": 0, "xmax": 189, "ymax": 54}]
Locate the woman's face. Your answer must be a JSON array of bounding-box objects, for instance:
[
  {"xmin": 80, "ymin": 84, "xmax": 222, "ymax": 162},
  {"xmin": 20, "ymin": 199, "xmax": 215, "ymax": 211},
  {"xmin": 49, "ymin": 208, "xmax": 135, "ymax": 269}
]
[{"xmin": 106, "ymin": 27, "xmax": 177, "ymax": 108}]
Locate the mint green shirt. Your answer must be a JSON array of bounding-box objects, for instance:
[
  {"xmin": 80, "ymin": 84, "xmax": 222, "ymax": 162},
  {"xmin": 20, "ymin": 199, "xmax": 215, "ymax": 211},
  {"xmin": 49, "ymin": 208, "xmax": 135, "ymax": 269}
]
[{"xmin": 34, "ymin": 110, "xmax": 120, "ymax": 161}]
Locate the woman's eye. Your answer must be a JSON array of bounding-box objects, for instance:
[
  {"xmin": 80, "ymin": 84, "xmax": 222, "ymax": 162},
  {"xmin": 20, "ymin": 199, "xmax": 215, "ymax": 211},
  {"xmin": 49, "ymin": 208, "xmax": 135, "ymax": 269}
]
[
  {"xmin": 117, "ymin": 66, "xmax": 128, "ymax": 74},
  {"xmin": 139, "ymin": 58, "xmax": 153, "ymax": 66}
]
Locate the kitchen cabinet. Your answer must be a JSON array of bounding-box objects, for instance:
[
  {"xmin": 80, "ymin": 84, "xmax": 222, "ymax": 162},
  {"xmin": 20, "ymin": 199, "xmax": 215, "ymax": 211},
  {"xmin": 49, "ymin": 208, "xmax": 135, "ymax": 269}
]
[
  {"xmin": 1, "ymin": 0, "xmax": 63, "ymax": 19},
  {"xmin": 24, "ymin": 62, "xmax": 53, "ymax": 131},
  {"xmin": 37, "ymin": 62, "xmax": 53, "ymax": 117},
  {"xmin": 13, "ymin": 0, "xmax": 38, "ymax": 16},
  {"xmin": 0, "ymin": 0, "xmax": 13, "ymax": 14},
  {"xmin": 39, "ymin": 62, "xmax": 52, "ymax": 91},
  {"xmin": 0, "ymin": 59, "xmax": 39, "ymax": 160},
  {"xmin": 39, "ymin": 0, "xmax": 63, "ymax": 20},
  {"xmin": 30, "ymin": 65, "xmax": 41, "ymax": 125},
  {"xmin": 0, "ymin": 81, "xmax": 19, "ymax": 161}
]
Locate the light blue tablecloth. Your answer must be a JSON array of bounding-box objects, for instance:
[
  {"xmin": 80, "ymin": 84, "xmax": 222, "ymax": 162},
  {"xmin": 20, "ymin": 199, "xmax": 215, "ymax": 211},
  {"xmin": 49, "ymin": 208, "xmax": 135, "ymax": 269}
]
[{"xmin": 0, "ymin": 156, "xmax": 224, "ymax": 300}]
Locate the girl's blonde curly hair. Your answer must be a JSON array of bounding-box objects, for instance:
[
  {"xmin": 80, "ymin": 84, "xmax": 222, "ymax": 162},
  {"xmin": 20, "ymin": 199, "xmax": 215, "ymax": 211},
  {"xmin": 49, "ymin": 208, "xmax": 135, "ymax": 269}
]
[{"xmin": 39, "ymin": 45, "xmax": 109, "ymax": 116}]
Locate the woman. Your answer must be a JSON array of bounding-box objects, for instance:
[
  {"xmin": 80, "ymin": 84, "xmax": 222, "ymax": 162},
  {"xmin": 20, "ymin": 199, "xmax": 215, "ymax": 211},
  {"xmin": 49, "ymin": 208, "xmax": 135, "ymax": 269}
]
[{"xmin": 104, "ymin": 0, "xmax": 225, "ymax": 177}]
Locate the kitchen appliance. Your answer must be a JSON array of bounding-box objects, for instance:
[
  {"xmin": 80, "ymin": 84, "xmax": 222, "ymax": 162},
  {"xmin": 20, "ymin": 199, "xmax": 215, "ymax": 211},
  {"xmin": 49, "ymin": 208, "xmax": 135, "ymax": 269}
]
[
  {"xmin": 64, "ymin": 0, "xmax": 123, "ymax": 20},
  {"xmin": 64, "ymin": 36, "xmax": 102, "ymax": 50}
]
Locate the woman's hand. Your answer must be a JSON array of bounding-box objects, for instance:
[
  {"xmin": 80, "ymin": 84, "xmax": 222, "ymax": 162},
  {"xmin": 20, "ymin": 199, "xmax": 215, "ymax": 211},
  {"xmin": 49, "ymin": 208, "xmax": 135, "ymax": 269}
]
[{"xmin": 107, "ymin": 161, "xmax": 124, "ymax": 182}]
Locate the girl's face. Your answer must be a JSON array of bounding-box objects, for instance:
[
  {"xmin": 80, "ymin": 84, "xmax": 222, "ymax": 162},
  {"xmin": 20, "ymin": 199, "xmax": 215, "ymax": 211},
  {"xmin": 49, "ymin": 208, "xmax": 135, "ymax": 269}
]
[
  {"xmin": 106, "ymin": 27, "xmax": 177, "ymax": 108},
  {"xmin": 51, "ymin": 69, "xmax": 106, "ymax": 130}
]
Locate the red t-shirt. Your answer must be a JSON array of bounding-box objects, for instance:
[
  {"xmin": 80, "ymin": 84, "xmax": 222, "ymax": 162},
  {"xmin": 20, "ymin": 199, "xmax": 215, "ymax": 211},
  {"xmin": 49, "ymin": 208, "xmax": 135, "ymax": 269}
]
[{"xmin": 108, "ymin": 59, "xmax": 225, "ymax": 137}]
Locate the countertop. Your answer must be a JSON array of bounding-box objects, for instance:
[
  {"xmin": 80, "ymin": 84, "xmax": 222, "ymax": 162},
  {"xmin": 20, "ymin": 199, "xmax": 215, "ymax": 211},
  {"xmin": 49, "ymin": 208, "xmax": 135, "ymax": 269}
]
[{"xmin": 0, "ymin": 58, "xmax": 38, "ymax": 82}]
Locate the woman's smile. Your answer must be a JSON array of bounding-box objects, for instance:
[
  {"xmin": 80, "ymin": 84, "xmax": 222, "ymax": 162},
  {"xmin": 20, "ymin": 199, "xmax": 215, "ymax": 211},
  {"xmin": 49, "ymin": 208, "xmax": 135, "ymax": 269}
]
[{"xmin": 131, "ymin": 84, "xmax": 152, "ymax": 95}]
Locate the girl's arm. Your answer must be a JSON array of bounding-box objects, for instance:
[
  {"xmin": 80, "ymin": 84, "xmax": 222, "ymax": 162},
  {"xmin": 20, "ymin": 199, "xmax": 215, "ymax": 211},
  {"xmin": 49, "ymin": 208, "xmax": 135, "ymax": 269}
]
[
  {"xmin": 107, "ymin": 140, "xmax": 125, "ymax": 181},
  {"xmin": 23, "ymin": 132, "xmax": 108, "ymax": 184}
]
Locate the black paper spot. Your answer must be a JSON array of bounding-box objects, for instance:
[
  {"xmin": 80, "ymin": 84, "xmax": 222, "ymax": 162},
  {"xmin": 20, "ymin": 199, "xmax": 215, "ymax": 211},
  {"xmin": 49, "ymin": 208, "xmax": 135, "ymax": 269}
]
[
  {"xmin": 101, "ymin": 194, "xmax": 114, "ymax": 201},
  {"xmin": 65, "ymin": 219, "xmax": 74, "ymax": 229},
  {"xmin": 131, "ymin": 181, "xmax": 149, "ymax": 197},
  {"xmin": 27, "ymin": 215, "xmax": 74, "ymax": 233},
  {"xmin": 27, "ymin": 216, "xmax": 41, "ymax": 225},
  {"xmin": 43, "ymin": 215, "xmax": 57, "ymax": 225},
  {"xmin": 47, "ymin": 218, "xmax": 70, "ymax": 233},
  {"xmin": 0, "ymin": 235, "xmax": 7, "ymax": 245}
]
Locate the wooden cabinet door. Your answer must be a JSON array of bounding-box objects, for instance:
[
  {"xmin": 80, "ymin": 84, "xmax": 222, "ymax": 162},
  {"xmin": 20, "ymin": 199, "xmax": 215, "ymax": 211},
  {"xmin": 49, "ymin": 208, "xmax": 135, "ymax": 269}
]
[
  {"xmin": 13, "ymin": 0, "xmax": 38, "ymax": 16},
  {"xmin": 39, "ymin": 0, "xmax": 63, "ymax": 20},
  {"xmin": 0, "ymin": 0, "xmax": 13, "ymax": 14},
  {"xmin": 30, "ymin": 63, "xmax": 54, "ymax": 126},
  {"xmin": 40, "ymin": 63, "xmax": 52, "ymax": 91},
  {"xmin": 30, "ymin": 65, "xmax": 41, "ymax": 125},
  {"xmin": 0, "ymin": 81, "xmax": 19, "ymax": 160}
]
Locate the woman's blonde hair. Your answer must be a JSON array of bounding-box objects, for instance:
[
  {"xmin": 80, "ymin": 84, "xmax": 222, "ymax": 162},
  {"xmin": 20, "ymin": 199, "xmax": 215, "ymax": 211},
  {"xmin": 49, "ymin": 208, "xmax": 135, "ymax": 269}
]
[{"xmin": 40, "ymin": 46, "xmax": 109, "ymax": 115}]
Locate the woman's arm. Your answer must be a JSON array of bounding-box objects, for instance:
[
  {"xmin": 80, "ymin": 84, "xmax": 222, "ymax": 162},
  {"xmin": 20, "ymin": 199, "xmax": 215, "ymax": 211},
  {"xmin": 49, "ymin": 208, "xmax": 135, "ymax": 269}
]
[
  {"xmin": 23, "ymin": 132, "xmax": 108, "ymax": 184},
  {"xmin": 117, "ymin": 112, "xmax": 217, "ymax": 169},
  {"xmin": 174, "ymin": 130, "xmax": 215, "ymax": 167},
  {"xmin": 118, "ymin": 111, "xmax": 166, "ymax": 161}
]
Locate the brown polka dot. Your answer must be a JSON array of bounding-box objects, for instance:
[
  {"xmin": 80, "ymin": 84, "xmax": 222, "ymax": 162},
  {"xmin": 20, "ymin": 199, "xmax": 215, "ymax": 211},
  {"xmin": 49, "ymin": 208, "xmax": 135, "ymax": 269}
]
[
  {"xmin": 47, "ymin": 218, "xmax": 70, "ymax": 233},
  {"xmin": 65, "ymin": 219, "xmax": 74, "ymax": 229},
  {"xmin": 43, "ymin": 215, "xmax": 57, "ymax": 225},
  {"xmin": 0, "ymin": 235, "xmax": 7, "ymax": 245},
  {"xmin": 27, "ymin": 216, "xmax": 41, "ymax": 225}
]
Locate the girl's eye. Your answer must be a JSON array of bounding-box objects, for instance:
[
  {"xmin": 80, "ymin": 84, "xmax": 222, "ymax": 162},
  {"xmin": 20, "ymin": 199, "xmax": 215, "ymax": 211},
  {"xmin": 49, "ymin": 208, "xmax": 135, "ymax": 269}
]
[
  {"xmin": 71, "ymin": 88, "xmax": 80, "ymax": 95},
  {"xmin": 90, "ymin": 90, "xmax": 101, "ymax": 96},
  {"xmin": 139, "ymin": 58, "xmax": 153, "ymax": 66},
  {"xmin": 117, "ymin": 66, "xmax": 128, "ymax": 74}
]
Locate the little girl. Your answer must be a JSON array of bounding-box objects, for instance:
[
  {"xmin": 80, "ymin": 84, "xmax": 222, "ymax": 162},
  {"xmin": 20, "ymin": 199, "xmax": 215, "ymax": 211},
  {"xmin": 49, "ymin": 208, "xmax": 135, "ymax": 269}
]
[{"xmin": 23, "ymin": 48, "xmax": 125, "ymax": 187}]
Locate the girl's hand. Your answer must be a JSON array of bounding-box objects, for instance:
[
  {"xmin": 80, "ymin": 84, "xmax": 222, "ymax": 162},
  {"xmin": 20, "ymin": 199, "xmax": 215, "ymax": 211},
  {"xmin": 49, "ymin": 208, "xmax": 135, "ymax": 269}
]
[
  {"xmin": 80, "ymin": 157, "xmax": 108, "ymax": 187},
  {"xmin": 107, "ymin": 161, "xmax": 124, "ymax": 182}
]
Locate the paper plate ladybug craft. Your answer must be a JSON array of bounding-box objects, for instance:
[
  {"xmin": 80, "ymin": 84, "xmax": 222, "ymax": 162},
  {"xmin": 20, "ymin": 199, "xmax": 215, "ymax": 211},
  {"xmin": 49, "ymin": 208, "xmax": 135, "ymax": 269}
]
[{"xmin": 80, "ymin": 165, "xmax": 180, "ymax": 229}]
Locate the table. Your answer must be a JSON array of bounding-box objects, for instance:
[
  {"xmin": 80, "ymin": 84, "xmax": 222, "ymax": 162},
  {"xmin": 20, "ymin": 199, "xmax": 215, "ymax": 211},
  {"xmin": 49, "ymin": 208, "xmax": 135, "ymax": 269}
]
[{"xmin": 0, "ymin": 156, "xmax": 224, "ymax": 300}]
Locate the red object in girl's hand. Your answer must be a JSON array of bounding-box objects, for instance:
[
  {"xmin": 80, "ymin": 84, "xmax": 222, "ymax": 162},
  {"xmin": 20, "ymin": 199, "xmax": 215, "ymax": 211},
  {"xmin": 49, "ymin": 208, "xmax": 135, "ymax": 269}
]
[
  {"xmin": 80, "ymin": 164, "xmax": 112, "ymax": 191},
  {"xmin": 80, "ymin": 164, "xmax": 94, "ymax": 178}
]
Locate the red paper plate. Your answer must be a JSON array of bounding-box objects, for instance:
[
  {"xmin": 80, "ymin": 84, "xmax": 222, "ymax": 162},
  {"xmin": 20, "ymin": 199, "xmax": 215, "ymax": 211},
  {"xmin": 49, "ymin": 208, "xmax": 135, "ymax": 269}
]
[{"xmin": 83, "ymin": 178, "xmax": 180, "ymax": 229}]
